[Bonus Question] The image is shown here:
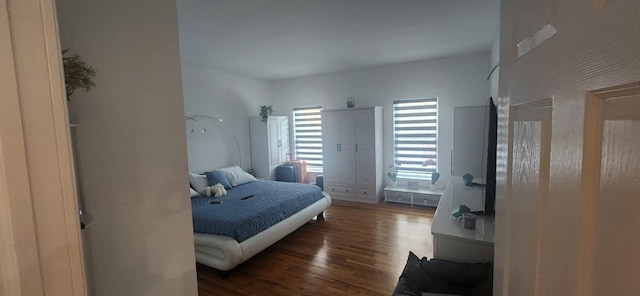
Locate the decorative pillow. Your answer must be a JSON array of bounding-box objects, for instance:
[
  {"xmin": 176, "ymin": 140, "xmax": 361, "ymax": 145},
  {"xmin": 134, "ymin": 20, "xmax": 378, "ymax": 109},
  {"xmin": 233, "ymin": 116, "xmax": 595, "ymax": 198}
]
[
  {"xmin": 392, "ymin": 252, "xmax": 431, "ymax": 295},
  {"xmin": 189, "ymin": 187, "xmax": 199, "ymax": 198},
  {"xmin": 189, "ymin": 172, "xmax": 209, "ymax": 194},
  {"xmin": 205, "ymin": 170, "xmax": 232, "ymax": 190},
  {"xmin": 217, "ymin": 166, "xmax": 257, "ymax": 187}
]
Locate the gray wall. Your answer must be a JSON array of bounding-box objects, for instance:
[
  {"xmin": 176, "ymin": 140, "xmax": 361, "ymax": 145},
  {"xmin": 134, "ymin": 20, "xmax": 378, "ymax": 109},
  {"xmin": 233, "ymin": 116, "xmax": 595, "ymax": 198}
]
[
  {"xmin": 56, "ymin": 0, "xmax": 198, "ymax": 295},
  {"xmin": 181, "ymin": 63, "xmax": 271, "ymax": 173}
]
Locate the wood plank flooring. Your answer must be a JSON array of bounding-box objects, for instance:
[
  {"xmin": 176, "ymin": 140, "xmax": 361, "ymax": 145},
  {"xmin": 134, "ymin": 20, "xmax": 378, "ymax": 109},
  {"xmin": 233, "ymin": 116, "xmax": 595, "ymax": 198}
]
[{"xmin": 196, "ymin": 200, "xmax": 436, "ymax": 295}]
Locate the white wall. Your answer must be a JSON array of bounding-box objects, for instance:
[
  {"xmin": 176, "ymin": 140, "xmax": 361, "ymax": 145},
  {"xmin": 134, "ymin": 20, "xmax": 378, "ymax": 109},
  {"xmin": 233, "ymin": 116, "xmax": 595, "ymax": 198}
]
[
  {"xmin": 271, "ymin": 52, "xmax": 490, "ymax": 186},
  {"xmin": 56, "ymin": 0, "xmax": 198, "ymax": 295},
  {"xmin": 181, "ymin": 63, "xmax": 271, "ymax": 173}
]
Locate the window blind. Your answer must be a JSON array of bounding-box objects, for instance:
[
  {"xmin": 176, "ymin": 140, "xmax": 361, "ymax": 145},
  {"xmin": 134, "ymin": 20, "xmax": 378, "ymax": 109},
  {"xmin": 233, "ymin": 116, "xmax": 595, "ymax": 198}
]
[
  {"xmin": 393, "ymin": 98, "xmax": 438, "ymax": 180},
  {"xmin": 292, "ymin": 106, "xmax": 323, "ymax": 171}
]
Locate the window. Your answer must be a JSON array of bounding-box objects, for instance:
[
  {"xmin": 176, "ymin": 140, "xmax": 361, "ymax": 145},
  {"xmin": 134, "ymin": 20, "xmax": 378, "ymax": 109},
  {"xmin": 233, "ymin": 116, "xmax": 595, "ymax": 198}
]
[
  {"xmin": 393, "ymin": 98, "xmax": 438, "ymax": 180},
  {"xmin": 292, "ymin": 106, "xmax": 323, "ymax": 172}
]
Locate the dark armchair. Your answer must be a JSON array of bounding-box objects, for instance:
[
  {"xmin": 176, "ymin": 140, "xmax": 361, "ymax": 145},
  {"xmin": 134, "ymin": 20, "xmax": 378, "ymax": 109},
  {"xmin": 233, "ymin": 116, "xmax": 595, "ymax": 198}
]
[{"xmin": 392, "ymin": 252, "xmax": 493, "ymax": 296}]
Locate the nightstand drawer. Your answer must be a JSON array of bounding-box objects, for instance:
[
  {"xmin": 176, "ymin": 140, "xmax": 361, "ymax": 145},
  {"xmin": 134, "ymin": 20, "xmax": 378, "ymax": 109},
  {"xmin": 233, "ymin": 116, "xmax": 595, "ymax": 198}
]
[
  {"xmin": 386, "ymin": 193, "xmax": 411, "ymax": 203},
  {"xmin": 388, "ymin": 191, "xmax": 412, "ymax": 199},
  {"xmin": 413, "ymin": 193, "xmax": 440, "ymax": 207}
]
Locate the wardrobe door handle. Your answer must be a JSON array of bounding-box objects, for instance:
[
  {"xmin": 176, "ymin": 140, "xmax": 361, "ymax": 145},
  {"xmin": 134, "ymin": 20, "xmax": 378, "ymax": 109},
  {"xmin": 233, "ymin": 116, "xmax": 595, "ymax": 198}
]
[{"xmin": 355, "ymin": 144, "xmax": 358, "ymax": 152}]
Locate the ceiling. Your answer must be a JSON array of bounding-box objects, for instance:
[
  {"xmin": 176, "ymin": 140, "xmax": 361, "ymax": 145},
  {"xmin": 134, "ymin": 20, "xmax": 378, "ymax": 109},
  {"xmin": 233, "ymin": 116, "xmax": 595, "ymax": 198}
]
[{"xmin": 177, "ymin": 0, "xmax": 500, "ymax": 81}]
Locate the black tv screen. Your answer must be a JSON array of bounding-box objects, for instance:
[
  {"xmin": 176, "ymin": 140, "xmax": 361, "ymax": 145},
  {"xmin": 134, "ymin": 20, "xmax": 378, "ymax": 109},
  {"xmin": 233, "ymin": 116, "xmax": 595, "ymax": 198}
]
[{"xmin": 484, "ymin": 97, "xmax": 497, "ymax": 215}]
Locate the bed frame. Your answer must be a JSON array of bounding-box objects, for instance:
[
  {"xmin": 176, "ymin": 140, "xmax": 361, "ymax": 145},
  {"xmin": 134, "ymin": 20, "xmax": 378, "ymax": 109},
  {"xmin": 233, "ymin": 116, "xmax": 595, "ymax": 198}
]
[{"xmin": 194, "ymin": 191, "xmax": 331, "ymax": 271}]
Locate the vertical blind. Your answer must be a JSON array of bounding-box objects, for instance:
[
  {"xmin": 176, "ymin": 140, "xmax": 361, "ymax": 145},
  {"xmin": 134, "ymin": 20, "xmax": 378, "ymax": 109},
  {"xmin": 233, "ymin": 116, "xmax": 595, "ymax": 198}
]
[
  {"xmin": 393, "ymin": 98, "xmax": 438, "ymax": 180},
  {"xmin": 292, "ymin": 106, "xmax": 323, "ymax": 171}
]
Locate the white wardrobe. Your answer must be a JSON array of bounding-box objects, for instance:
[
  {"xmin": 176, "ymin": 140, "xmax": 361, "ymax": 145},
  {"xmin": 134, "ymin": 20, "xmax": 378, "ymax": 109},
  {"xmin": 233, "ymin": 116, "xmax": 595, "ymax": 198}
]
[
  {"xmin": 322, "ymin": 106, "xmax": 383, "ymax": 204},
  {"xmin": 250, "ymin": 116, "xmax": 290, "ymax": 180}
]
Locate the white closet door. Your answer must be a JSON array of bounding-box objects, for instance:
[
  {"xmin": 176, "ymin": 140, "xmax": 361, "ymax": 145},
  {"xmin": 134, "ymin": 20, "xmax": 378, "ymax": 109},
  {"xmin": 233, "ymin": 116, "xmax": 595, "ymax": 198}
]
[
  {"xmin": 338, "ymin": 111, "xmax": 356, "ymax": 186},
  {"xmin": 277, "ymin": 118, "xmax": 289, "ymax": 163},
  {"xmin": 355, "ymin": 109, "xmax": 375, "ymax": 187},
  {"xmin": 267, "ymin": 119, "xmax": 280, "ymax": 167},
  {"xmin": 321, "ymin": 111, "xmax": 340, "ymax": 184}
]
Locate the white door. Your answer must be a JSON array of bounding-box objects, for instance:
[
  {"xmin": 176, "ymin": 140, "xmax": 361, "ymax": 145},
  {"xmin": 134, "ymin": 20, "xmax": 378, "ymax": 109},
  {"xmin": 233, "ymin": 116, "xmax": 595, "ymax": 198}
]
[
  {"xmin": 495, "ymin": 1, "xmax": 640, "ymax": 295},
  {"xmin": 268, "ymin": 118, "xmax": 281, "ymax": 167},
  {"xmin": 268, "ymin": 117, "xmax": 287, "ymax": 179},
  {"xmin": 1, "ymin": 0, "xmax": 86, "ymax": 294},
  {"xmin": 278, "ymin": 117, "xmax": 290, "ymax": 163}
]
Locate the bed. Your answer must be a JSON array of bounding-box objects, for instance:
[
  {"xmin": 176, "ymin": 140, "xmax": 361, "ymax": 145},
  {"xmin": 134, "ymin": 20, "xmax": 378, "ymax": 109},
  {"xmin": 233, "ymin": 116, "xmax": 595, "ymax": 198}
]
[{"xmin": 190, "ymin": 178, "xmax": 331, "ymax": 271}]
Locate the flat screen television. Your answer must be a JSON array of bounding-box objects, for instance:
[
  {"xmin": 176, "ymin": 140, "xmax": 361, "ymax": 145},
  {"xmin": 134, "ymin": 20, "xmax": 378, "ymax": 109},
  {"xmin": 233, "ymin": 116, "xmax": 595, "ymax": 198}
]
[
  {"xmin": 452, "ymin": 98, "xmax": 498, "ymax": 215},
  {"xmin": 484, "ymin": 97, "xmax": 497, "ymax": 215}
]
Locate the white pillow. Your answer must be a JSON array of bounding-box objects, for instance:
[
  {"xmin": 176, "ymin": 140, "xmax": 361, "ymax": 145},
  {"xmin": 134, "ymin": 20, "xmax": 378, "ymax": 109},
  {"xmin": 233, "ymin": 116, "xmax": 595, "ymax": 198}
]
[
  {"xmin": 217, "ymin": 166, "xmax": 257, "ymax": 187},
  {"xmin": 189, "ymin": 173, "xmax": 209, "ymax": 194},
  {"xmin": 189, "ymin": 187, "xmax": 199, "ymax": 198}
]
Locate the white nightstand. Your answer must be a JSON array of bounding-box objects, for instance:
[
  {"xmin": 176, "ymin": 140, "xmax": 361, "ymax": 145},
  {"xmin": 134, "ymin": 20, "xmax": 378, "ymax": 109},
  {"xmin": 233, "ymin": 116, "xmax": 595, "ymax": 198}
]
[{"xmin": 384, "ymin": 186, "xmax": 444, "ymax": 207}]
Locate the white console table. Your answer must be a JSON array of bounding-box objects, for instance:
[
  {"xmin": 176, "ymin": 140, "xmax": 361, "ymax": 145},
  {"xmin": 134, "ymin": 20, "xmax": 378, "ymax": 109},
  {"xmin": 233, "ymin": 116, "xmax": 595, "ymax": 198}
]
[{"xmin": 431, "ymin": 179, "xmax": 495, "ymax": 263}]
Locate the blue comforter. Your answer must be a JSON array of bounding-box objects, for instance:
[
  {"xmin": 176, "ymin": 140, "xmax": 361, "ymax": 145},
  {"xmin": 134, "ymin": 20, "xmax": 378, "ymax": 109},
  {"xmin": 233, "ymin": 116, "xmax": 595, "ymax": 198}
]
[{"xmin": 191, "ymin": 180, "xmax": 324, "ymax": 242}]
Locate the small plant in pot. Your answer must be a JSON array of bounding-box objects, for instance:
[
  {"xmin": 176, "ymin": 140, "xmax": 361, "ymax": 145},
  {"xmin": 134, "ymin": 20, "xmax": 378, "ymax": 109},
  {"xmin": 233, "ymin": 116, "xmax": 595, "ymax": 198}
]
[
  {"xmin": 62, "ymin": 49, "xmax": 96, "ymax": 100},
  {"xmin": 259, "ymin": 105, "xmax": 273, "ymax": 122},
  {"xmin": 430, "ymin": 172, "xmax": 440, "ymax": 190},
  {"xmin": 431, "ymin": 172, "xmax": 440, "ymax": 185},
  {"xmin": 387, "ymin": 161, "xmax": 402, "ymax": 185}
]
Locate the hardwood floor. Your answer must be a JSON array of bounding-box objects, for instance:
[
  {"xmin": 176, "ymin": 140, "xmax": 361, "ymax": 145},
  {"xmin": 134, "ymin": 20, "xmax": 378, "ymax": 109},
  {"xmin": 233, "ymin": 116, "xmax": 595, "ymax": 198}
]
[{"xmin": 196, "ymin": 200, "xmax": 436, "ymax": 295}]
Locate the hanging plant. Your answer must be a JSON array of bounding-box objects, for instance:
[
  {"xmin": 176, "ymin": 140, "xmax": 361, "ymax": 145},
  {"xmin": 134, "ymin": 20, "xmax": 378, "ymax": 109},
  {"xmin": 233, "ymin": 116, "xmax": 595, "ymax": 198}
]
[
  {"xmin": 259, "ymin": 105, "xmax": 273, "ymax": 122},
  {"xmin": 62, "ymin": 49, "xmax": 96, "ymax": 100}
]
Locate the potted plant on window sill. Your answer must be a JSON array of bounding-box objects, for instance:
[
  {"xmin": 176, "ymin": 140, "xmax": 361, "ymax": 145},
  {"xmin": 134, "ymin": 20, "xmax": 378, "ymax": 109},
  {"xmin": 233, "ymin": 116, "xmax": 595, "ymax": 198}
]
[
  {"xmin": 430, "ymin": 172, "xmax": 441, "ymax": 190},
  {"xmin": 387, "ymin": 161, "xmax": 402, "ymax": 186}
]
